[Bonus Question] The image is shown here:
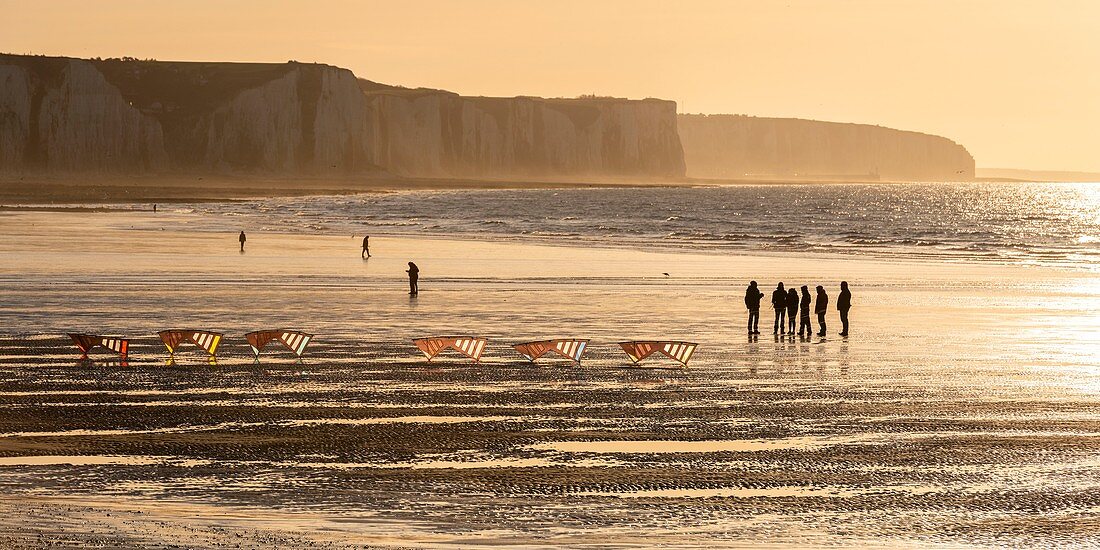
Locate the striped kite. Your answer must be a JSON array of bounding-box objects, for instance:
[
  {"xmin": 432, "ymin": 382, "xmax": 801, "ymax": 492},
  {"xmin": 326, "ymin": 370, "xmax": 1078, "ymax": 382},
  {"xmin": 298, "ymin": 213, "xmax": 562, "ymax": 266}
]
[
  {"xmin": 413, "ymin": 336, "xmax": 487, "ymax": 363},
  {"xmin": 245, "ymin": 330, "xmax": 313, "ymax": 359},
  {"xmin": 513, "ymin": 339, "xmax": 588, "ymax": 364},
  {"xmin": 158, "ymin": 330, "xmax": 223, "ymax": 357},
  {"xmin": 68, "ymin": 333, "xmax": 129, "ymax": 359},
  {"xmin": 619, "ymin": 341, "xmax": 698, "ymax": 367}
]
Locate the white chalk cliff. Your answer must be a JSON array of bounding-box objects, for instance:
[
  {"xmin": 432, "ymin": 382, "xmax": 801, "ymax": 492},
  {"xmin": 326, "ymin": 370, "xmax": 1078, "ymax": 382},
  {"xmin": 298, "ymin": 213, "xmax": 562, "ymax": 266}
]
[
  {"xmin": 0, "ymin": 57, "xmax": 167, "ymax": 173},
  {"xmin": 0, "ymin": 55, "xmax": 684, "ymax": 178},
  {"xmin": 362, "ymin": 87, "xmax": 684, "ymax": 178}
]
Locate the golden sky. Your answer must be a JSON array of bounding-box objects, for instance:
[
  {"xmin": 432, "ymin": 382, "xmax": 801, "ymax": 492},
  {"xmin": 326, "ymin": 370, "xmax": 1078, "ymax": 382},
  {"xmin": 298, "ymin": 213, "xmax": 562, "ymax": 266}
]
[{"xmin": 5, "ymin": 0, "xmax": 1098, "ymax": 172}]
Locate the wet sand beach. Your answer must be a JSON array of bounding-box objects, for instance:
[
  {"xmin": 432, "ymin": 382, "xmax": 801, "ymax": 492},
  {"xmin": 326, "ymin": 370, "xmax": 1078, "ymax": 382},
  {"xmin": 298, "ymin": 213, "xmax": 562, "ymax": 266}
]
[{"xmin": 2, "ymin": 209, "xmax": 1100, "ymax": 547}]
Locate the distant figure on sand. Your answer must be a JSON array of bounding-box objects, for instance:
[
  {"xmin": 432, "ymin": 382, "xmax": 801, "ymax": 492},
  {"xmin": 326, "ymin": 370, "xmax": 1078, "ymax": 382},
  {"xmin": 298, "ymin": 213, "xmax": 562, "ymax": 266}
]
[
  {"xmin": 239, "ymin": 231, "xmax": 246, "ymax": 252},
  {"xmin": 838, "ymin": 281, "xmax": 852, "ymax": 336},
  {"xmin": 362, "ymin": 235, "xmax": 371, "ymax": 258},
  {"xmin": 815, "ymin": 285, "xmax": 829, "ymax": 336},
  {"xmin": 744, "ymin": 281, "xmax": 764, "ymax": 334},
  {"xmin": 786, "ymin": 288, "xmax": 798, "ymax": 334},
  {"xmin": 772, "ymin": 282, "xmax": 787, "ymax": 334},
  {"xmin": 798, "ymin": 285, "xmax": 812, "ymax": 336},
  {"xmin": 406, "ymin": 262, "xmax": 419, "ymax": 295}
]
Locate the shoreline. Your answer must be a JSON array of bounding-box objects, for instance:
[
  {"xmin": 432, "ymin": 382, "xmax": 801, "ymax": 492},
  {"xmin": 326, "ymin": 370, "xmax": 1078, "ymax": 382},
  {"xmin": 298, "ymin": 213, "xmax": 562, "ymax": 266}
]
[
  {"xmin": 0, "ymin": 174, "xmax": 693, "ymax": 205},
  {"xmin": 2, "ymin": 201, "xmax": 1090, "ymax": 275},
  {"xmin": 0, "ymin": 173, "xmax": 1024, "ymax": 205}
]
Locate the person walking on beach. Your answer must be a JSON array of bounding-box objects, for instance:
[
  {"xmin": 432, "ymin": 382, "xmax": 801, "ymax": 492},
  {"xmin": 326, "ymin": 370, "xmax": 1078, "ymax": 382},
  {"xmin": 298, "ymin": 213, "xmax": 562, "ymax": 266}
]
[
  {"xmin": 786, "ymin": 288, "xmax": 799, "ymax": 334},
  {"xmin": 772, "ymin": 282, "xmax": 787, "ymax": 334},
  {"xmin": 798, "ymin": 285, "xmax": 813, "ymax": 337},
  {"xmin": 238, "ymin": 230, "xmax": 246, "ymax": 252},
  {"xmin": 406, "ymin": 262, "xmax": 419, "ymax": 295},
  {"xmin": 838, "ymin": 281, "xmax": 852, "ymax": 337},
  {"xmin": 362, "ymin": 235, "xmax": 371, "ymax": 258},
  {"xmin": 745, "ymin": 281, "xmax": 764, "ymax": 334},
  {"xmin": 815, "ymin": 285, "xmax": 829, "ymax": 337}
]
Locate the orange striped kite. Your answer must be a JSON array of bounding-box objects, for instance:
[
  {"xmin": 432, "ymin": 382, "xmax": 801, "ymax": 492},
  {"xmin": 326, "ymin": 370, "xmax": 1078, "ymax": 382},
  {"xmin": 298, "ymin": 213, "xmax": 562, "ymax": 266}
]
[
  {"xmin": 619, "ymin": 341, "xmax": 698, "ymax": 367},
  {"xmin": 68, "ymin": 333, "xmax": 129, "ymax": 359},
  {"xmin": 413, "ymin": 336, "xmax": 487, "ymax": 363},
  {"xmin": 158, "ymin": 330, "xmax": 223, "ymax": 357},
  {"xmin": 245, "ymin": 330, "xmax": 313, "ymax": 359},
  {"xmin": 513, "ymin": 339, "xmax": 588, "ymax": 364}
]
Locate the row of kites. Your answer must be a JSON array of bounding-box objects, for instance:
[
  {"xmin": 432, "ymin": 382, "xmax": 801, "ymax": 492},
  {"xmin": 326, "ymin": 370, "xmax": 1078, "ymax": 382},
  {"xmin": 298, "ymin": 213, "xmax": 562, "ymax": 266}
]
[{"xmin": 68, "ymin": 332, "xmax": 698, "ymax": 367}]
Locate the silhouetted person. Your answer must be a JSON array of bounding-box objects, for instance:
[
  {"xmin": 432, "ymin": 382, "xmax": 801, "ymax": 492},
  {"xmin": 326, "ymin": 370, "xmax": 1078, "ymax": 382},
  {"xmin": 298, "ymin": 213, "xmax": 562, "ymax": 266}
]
[
  {"xmin": 406, "ymin": 262, "xmax": 419, "ymax": 295},
  {"xmin": 362, "ymin": 235, "xmax": 371, "ymax": 258},
  {"xmin": 239, "ymin": 231, "xmax": 246, "ymax": 252},
  {"xmin": 838, "ymin": 281, "xmax": 852, "ymax": 336},
  {"xmin": 815, "ymin": 285, "xmax": 829, "ymax": 336},
  {"xmin": 771, "ymin": 282, "xmax": 786, "ymax": 334},
  {"xmin": 152, "ymin": 204, "xmax": 157, "ymax": 213},
  {"xmin": 786, "ymin": 288, "xmax": 798, "ymax": 334},
  {"xmin": 798, "ymin": 285, "xmax": 812, "ymax": 336},
  {"xmin": 744, "ymin": 281, "xmax": 764, "ymax": 334}
]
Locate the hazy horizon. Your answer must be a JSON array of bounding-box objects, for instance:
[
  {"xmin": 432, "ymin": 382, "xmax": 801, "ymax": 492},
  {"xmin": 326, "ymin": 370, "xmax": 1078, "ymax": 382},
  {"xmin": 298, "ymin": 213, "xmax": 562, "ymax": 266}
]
[{"xmin": 5, "ymin": 0, "xmax": 1099, "ymax": 173}]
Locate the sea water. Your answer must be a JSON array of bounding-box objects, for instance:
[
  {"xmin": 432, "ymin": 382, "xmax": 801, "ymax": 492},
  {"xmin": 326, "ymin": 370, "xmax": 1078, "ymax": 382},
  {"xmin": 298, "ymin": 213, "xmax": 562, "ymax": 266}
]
[{"xmin": 176, "ymin": 182, "xmax": 1100, "ymax": 269}]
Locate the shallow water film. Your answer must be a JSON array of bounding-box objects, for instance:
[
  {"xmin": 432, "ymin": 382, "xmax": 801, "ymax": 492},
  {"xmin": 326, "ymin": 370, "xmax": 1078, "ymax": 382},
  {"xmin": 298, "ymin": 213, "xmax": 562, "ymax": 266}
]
[{"xmin": 2, "ymin": 206, "xmax": 1100, "ymax": 547}]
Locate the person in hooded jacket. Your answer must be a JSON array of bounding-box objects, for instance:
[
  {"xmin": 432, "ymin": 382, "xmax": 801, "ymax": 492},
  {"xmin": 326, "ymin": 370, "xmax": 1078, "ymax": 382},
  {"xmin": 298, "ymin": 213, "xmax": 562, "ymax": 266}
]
[
  {"xmin": 838, "ymin": 281, "xmax": 852, "ymax": 336},
  {"xmin": 772, "ymin": 282, "xmax": 787, "ymax": 334},
  {"xmin": 406, "ymin": 262, "xmax": 420, "ymax": 295},
  {"xmin": 786, "ymin": 288, "xmax": 799, "ymax": 334},
  {"xmin": 798, "ymin": 285, "xmax": 813, "ymax": 337},
  {"xmin": 744, "ymin": 281, "xmax": 764, "ymax": 335},
  {"xmin": 815, "ymin": 285, "xmax": 829, "ymax": 336}
]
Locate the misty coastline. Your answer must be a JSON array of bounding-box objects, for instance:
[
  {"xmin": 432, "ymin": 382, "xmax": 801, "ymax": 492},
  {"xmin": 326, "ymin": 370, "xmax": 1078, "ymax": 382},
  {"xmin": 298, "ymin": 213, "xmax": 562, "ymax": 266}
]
[{"xmin": 1, "ymin": 54, "xmax": 978, "ymax": 193}]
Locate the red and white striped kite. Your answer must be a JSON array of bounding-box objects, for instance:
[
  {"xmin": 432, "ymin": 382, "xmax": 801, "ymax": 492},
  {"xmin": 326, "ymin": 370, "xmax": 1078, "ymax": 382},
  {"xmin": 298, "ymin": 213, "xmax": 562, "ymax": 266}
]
[
  {"xmin": 245, "ymin": 330, "xmax": 313, "ymax": 359},
  {"xmin": 513, "ymin": 339, "xmax": 589, "ymax": 364},
  {"xmin": 413, "ymin": 336, "xmax": 487, "ymax": 363},
  {"xmin": 158, "ymin": 330, "xmax": 223, "ymax": 357},
  {"xmin": 68, "ymin": 333, "xmax": 129, "ymax": 359},
  {"xmin": 618, "ymin": 341, "xmax": 698, "ymax": 367}
]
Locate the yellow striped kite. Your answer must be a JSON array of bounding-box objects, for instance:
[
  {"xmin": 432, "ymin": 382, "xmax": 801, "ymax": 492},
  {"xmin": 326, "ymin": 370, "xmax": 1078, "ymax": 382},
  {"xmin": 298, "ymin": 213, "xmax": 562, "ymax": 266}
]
[{"xmin": 158, "ymin": 330, "xmax": 223, "ymax": 357}]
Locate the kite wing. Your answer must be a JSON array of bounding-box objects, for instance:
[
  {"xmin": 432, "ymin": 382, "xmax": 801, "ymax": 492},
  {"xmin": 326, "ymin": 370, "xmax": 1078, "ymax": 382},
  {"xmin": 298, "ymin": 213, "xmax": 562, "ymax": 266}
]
[
  {"xmin": 413, "ymin": 336, "xmax": 487, "ymax": 363},
  {"xmin": 68, "ymin": 333, "xmax": 129, "ymax": 359},
  {"xmin": 158, "ymin": 330, "xmax": 223, "ymax": 357},
  {"xmin": 513, "ymin": 339, "xmax": 588, "ymax": 364},
  {"xmin": 619, "ymin": 341, "xmax": 698, "ymax": 367},
  {"xmin": 245, "ymin": 330, "xmax": 313, "ymax": 358}
]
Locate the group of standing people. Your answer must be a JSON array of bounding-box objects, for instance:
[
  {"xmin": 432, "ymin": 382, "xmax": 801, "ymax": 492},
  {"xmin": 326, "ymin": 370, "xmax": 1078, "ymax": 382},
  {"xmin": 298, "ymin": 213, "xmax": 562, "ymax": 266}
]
[{"xmin": 745, "ymin": 281, "xmax": 852, "ymax": 337}]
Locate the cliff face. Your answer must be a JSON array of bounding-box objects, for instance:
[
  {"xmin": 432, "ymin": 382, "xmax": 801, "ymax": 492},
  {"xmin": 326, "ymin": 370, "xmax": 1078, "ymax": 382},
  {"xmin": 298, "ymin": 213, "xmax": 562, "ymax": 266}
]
[
  {"xmin": 190, "ymin": 65, "xmax": 371, "ymax": 173},
  {"xmin": 0, "ymin": 57, "xmax": 168, "ymax": 173},
  {"xmin": 0, "ymin": 55, "xmax": 372, "ymax": 175},
  {"xmin": 363, "ymin": 86, "xmax": 684, "ymax": 178},
  {"xmin": 0, "ymin": 54, "xmax": 685, "ymax": 179},
  {"xmin": 678, "ymin": 114, "xmax": 975, "ymax": 181}
]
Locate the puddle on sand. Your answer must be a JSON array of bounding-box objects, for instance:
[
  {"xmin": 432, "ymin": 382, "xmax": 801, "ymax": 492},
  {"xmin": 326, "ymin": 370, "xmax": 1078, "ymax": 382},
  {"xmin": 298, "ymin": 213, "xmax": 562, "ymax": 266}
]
[
  {"xmin": 530, "ymin": 437, "xmax": 850, "ymax": 453},
  {"xmin": 0, "ymin": 455, "xmax": 163, "ymax": 466},
  {"xmin": 530, "ymin": 429, "xmax": 1100, "ymax": 454},
  {"xmin": 284, "ymin": 415, "xmax": 521, "ymax": 427},
  {"xmin": 273, "ymin": 455, "xmax": 622, "ymax": 470},
  {"xmin": 570, "ymin": 486, "xmax": 861, "ymax": 498}
]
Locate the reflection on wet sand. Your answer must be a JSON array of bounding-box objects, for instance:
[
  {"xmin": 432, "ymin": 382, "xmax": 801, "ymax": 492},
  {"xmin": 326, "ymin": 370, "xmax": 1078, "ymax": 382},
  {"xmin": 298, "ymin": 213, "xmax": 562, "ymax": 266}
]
[{"xmin": 2, "ymin": 211, "xmax": 1100, "ymax": 546}]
